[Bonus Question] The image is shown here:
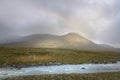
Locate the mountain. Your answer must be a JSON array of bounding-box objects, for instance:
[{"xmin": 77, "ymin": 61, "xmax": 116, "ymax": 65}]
[{"xmin": 0, "ymin": 33, "xmax": 119, "ymax": 51}]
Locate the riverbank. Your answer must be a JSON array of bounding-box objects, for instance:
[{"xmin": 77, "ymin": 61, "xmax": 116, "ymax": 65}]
[
  {"xmin": 0, "ymin": 47, "xmax": 120, "ymax": 68},
  {"xmin": 4, "ymin": 72, "xmax": 120, "ymax": 80}
]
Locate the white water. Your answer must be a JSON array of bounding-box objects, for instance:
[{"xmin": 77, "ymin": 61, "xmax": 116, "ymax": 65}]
[{"xmin": 0, "ymin": 62, "xmax": 120, "ymax": 79}]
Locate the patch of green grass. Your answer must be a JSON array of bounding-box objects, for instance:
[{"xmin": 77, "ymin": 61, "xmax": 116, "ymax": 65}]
[
  {"xmin": 0, "ymin": 47, "xmax": 120, "ymax": 67},
  {"xmin": 4, "ymin": 72, "xmax": 120, "ymax": 80}
]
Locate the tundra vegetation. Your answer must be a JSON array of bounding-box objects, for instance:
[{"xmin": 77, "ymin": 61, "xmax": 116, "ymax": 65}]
[{"xmin": 0, "ymin": 47, "xmax": 120, "ymax": 67}]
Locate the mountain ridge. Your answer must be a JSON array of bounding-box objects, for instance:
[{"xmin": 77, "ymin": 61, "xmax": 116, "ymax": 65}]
[{"xmin": 0, "ymin": 33, "xmax": 119, "ymax": 52}]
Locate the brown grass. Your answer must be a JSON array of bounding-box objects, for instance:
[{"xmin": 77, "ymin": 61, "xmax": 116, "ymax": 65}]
[{"xmin": 0, "ymin": 47, "xmax": 120, "ymax": 67}]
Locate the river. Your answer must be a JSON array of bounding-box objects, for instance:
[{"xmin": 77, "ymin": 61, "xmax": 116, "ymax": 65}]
[{"xmin": 0, "ymin": 62, "xmax": 120, "ymax": 79}]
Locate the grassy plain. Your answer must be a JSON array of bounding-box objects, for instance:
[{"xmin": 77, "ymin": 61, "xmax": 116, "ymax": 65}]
[{"xmin": 0, "ymin": 47, "xmax": 120, "ymax": 67}]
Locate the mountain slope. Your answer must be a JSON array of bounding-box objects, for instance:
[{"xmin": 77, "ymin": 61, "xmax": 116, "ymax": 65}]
[{"xmin": 0, "ymin": 33, "xmax": 118, "ymax": 51}]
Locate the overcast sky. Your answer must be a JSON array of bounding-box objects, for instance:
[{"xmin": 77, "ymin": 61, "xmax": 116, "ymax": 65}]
[{"xmin": 0, "ymin": 0, "xmax": 120, "ymax": 47}]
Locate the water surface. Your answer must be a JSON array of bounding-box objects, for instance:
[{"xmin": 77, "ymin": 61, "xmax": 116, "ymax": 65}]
[{"xmin": 0, "ymin": 62, "xmax": 120, "ymax": 79}]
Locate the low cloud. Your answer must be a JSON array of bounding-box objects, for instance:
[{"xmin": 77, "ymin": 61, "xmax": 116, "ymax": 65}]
[{"xmin": 0, "ymin": 0, "xmax": 120, "ymax": 47}]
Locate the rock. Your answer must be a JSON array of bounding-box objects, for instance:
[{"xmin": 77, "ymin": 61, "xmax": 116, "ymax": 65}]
[{"xmin": 81, "ymin": 67, "xmax": 85, "ymax": 69}]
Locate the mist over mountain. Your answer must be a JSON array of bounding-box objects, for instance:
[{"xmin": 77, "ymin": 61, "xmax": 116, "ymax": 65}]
[
  {"xmin": 0, "ymin": 0, "xmax": 120, "ymax": 48},
  {"xmin": 1, "ymin": 33, "xmax": 119, "ymax": 52}
]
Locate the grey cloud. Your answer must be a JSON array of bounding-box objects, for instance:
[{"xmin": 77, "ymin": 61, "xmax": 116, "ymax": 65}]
[
  {"xmin": 95, "ymin": 0, "xmax": 120, "ymax": 44},
  {"xmin": 0, "ymin": 0, "xmax": 120, "ymax": 47}
]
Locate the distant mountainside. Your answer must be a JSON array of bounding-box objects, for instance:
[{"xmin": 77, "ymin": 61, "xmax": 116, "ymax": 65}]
[{"xmin": 0, "ymin": 33, "xmax": 119, "ymax": 51}]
